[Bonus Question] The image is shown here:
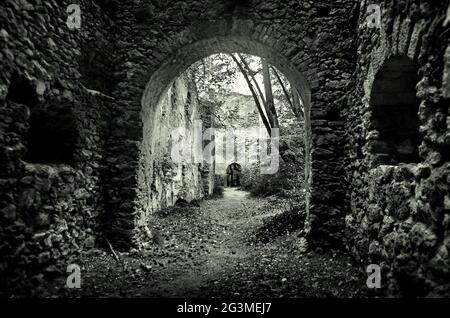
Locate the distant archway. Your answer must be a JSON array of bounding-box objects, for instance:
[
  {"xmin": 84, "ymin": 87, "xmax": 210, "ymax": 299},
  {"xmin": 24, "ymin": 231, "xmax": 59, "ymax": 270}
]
[{"xmin": 226, "ymin": 163, "xmax": 241, "ymax": 187}]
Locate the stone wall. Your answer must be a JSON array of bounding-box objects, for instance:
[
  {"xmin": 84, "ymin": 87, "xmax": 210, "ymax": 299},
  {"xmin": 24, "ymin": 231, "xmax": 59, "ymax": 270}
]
[
  {"xmin": 0, "ymin": 0, "xmax": 114, "ymax": 294},
  {"xmin": 135, "ymin": 72, "xmax": 213, "ymax": 241},
  {"xmin": 344, "ymin": 1, "xmax": 450, "ymax": 296},
  {"xmin": 1, "ymin": 0, "xmax": 449, "ymax": 297}
]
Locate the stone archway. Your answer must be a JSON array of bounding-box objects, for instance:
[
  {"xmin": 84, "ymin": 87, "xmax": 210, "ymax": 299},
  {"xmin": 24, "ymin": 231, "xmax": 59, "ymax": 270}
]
[
  {"xmin": 226, "ymin": 163, "xmax": 241, "ymax": 187},
  {"xmin": 136, "ymin": 34, "xmax": 314, "ymax": 244},
  {"xmin": 106, "ymin": 2, "xmax": 357, "ymax": 248}
]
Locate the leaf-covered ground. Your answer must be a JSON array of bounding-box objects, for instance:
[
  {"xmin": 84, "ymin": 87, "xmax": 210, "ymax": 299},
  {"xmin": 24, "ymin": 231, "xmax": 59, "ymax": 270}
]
[{"xmin": 38, "ymin": 188, "xmax": 368, "ymax": 297}]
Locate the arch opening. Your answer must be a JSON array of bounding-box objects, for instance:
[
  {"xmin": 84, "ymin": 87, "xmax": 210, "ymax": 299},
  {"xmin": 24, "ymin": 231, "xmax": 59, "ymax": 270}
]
[
  {"xmin": 226, "ymin": 162, "xmax": 241, "ymax": 187},
  {"xmin": 368, "ymin": 57, "xmax": 421, "ymax": 166},
  {"xmin": 142, "ymin": 37, "xmax": 312, "ymax": 120},
  {"xmin": 138, "ymin": 38, "xmax": 312, "ymax": 227},
  {"xmin": 6, "ymin": 72, "xmax": 78, "ymax": 165}
]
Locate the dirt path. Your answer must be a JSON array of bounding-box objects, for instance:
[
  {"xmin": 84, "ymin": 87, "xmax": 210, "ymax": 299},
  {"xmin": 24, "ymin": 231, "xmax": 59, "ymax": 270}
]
[{"xmin": 39, "ymin": 188, "xmax": 368, "ymax": 298}]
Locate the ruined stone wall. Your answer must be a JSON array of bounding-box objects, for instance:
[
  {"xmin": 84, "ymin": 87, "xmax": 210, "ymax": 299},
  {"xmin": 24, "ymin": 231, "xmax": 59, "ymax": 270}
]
[
  {"xmin": 3, "ymin": 0, "xmax": 449, "ymax": 297},
  {"xmin": 199, "ymin": 99, "xmax": 217, "ymax": 196},
  {"xmin": 136, "ymin": 72, "xmax": 212, "ymax": 234},
  {"xmin": 107, "ymin": 0, "xmax": 358, "ymax": 247},
  {"xmin": 0, "ymin": 0, "xmax": 114, "ymax": 294},
  {"xmin": 345, "ymin": 1, "xmax": 450, "ymax": 296}
]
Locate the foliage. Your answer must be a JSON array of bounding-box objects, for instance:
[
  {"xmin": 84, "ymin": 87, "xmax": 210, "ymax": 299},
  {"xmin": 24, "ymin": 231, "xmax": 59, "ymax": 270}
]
[
  {"xmin": 240, "ymin": 130, "xmax": 305, "ymax": 198},
  {"xmin": 253, "ymin": 204, "xmax": 305, "ymax": 243},
  {"xmin": 213, "ymin": 93, "xmax": 260, "ymax": 129},
  {"xmin": 211, "ymin": 184, "xmax": 224, "ymax": 198},
  {"xmin": 270, "ymin": 69, "xmax": 303, "ymax": 136},
  {"xmin": 156, "ymin": 203, "xmax": 198, "ymax": 217},
  {"xmin": 189, "ymin": 53, "xmax": 238, "ymax": 103},
  {"xmin": 188, "ymin": 53, "xmax": 303, "ymax": 136},
  {"xmin": 240, "ymin": 137, "xmax": 307, "ymax": 240},
  {"xmin": 190, "ymin": 53, "xmax": 262, "ymax": 129},
  {"xmin": 209, "ymin": 175, "xmax": 225, "ymax": 199}
]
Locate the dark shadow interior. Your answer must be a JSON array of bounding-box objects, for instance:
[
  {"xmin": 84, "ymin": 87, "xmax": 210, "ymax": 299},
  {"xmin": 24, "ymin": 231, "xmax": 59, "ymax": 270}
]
[
  {"xmin": 369, "ymin": 57, "xmax": 421, "ymax": 165},
  {"xmin": 226, "ymin": 162, "xmax": 241, "ymax": 187}
]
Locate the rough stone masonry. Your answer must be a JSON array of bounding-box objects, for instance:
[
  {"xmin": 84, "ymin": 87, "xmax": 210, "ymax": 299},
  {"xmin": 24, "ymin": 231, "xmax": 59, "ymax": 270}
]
[{"xmin": 0, "ymin": 0, "xmax": 449, "ymax": 297}]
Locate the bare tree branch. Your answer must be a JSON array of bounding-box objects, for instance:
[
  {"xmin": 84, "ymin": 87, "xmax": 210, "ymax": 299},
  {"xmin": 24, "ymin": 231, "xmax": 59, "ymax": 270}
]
[
  {"xmin": 270, "ymin": 66, "xmax": 293, "ymax": 110},
  {"xmin": 291, "ymin": 86, "xmax": 304, "ymax": 121},
  {"xmin": 270, "ymin": 65, "xmax": 304, "ymax": 121},
  {"xmin": 237, "ymin": 54, "xmax": 266, "ymax": 106},
  {"xmin": 229, "ymin": 53, "xmax": 271, "ymax": 135},
  {"xmin": 262, "ymin": 58, "xmax": 279, "ymax": 129}
]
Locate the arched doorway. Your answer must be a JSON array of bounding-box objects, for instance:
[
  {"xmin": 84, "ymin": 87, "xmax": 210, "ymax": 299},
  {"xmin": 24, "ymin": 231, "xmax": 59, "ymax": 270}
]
[
  {"xmin": 137, "ymin": 33, "xmax": 313, "ymax": 217},
  {"xmin": 368, "ymin": 57, "xmax": 421, "ymax": 166},
  {"xmin": 226, "ymin": 163, "xmax": 241, "ymax": 187},
  {"xmin": 137, "ymin": 37, "xmax": 313, "ymax": 236},
  {"xmin": 106, "ymin": 15, "xmax": 354, "ymax": 248}
]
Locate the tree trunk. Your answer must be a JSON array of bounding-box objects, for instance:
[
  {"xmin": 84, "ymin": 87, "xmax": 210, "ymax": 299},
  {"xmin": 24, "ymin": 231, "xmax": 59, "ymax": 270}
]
[
  {"xmin": 291, "ymin": 86, "xmax": 304, "ymax": 121},
  {"xmin": 262, "ymin": 58, "xmax": 279, "ymax": 129},
  {"xmin": 229, "ymin": 54, "xmax": 272, "ymax": 135},
  {"xmin": 237, "ymin": 54, "xmax": 266, "ymax": 106},
  {"xmin": 271, "ymin": 66, "xmax": 293, "ymax": 110}
]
